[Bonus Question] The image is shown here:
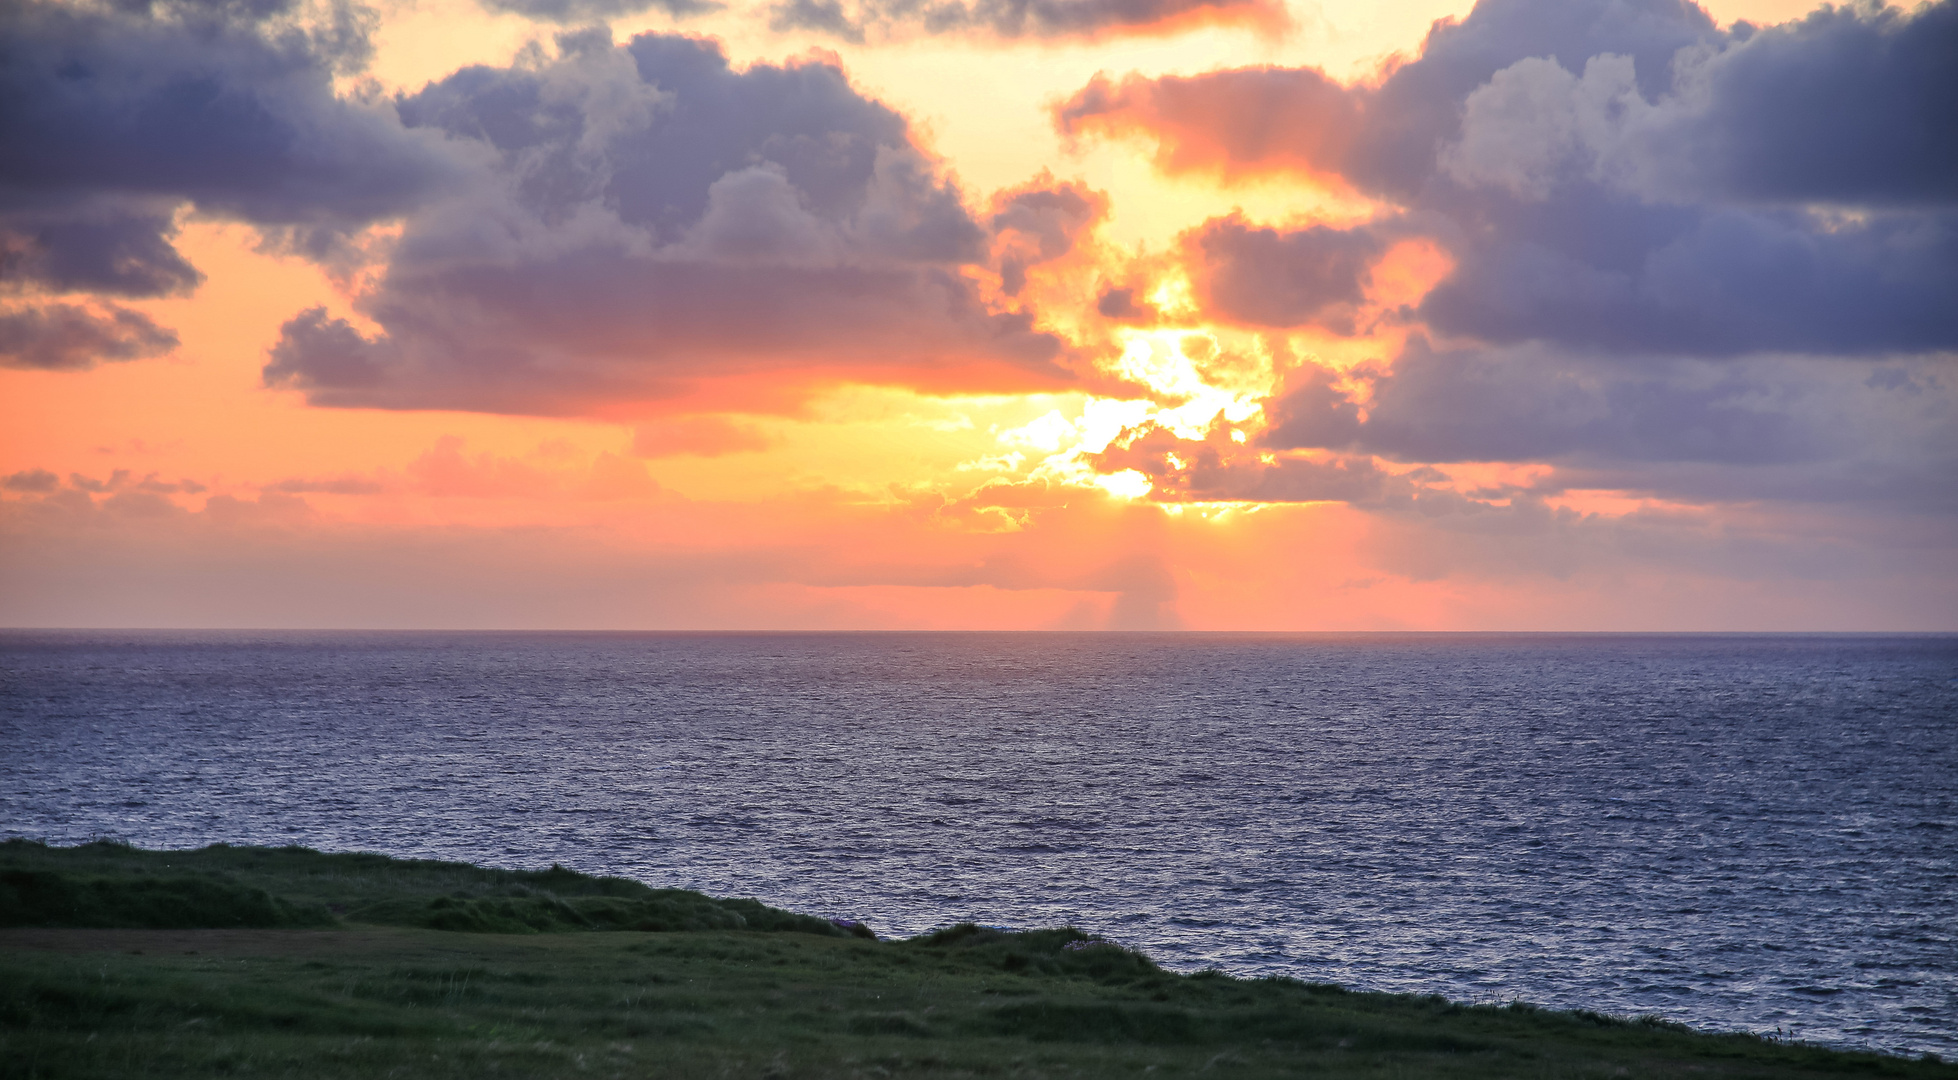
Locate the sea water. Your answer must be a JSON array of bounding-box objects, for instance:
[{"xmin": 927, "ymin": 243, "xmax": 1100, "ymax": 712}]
[{"xmin": 2, "ymin": 631, "xmax": 1953, "ymax": 1056}]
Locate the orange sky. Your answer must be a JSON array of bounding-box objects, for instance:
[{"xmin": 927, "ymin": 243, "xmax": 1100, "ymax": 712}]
[{"xmin": 4, "ymin": 0, "xmax": 1950, "ymax": 630}]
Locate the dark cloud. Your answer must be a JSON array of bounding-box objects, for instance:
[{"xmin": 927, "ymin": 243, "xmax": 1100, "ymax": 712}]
[
  {"xmin": 1417, "ymin": 199, "xmax": 1958, "ymax": 356},
  {"xmin": 990, "ymin": 176, "xmax": 1106, "ymax": 296},
  {"xmin": 1094, "ymin": 287, "xmax": 1150, "ymax": 320},
  {"xmin": 1092, "ymin": 420, "xmax": 1397, "ymax": 503},
  {"xmin": 1187, "ymin": 214, "xmax": 1384, "ymax": 329},
  {"xmin": 3, "ymin": 469, "xmax": 61, "ymax": 494},
  {"xmin": 770, "ymin": 0, "xmax": 866, "ymax": 41},
  {"xmin": 769, "ymin": 0, "xmax": 1283, "ymax": 42},
  {"xmin": 1348, "ymin": 0, "xmax": 1721, "ymax": 198},
  {"xmin": 263, "ymin": 306, "xmax": 387, "ymax": 389},
  {"xmin": 479, "ymin": 0, "xmax": 720, "ymax": 24},
  {"xmin": 1261, "ymin": 341, "xmax": 1956, "ymax": 498},
  {"xmin": 1429, "ymin": 4, "xmax": 1958, "ymax": 206},
  {"xmin": 69, "ymin": 469, "xmax": 132, "ymax": 493},
  {"xmin": 1641, "ymin": 1, "xmax": 1958, "ymax": 206},
  {"xmin": 1078, "ymin": 335, "xmax": 1957, "ymax": 536},
  {"xmin": 1059, "ymin": 0, "xmax": 1958, "ymax": 358},
  {"xmin": 1258, "ymin": 362, "xmax": 1359, "ymax": 448},
  {"xmin": 0, "ymin": 208, "xmax": 202, "ymax": 298},
  {"xmin": 0, "ymin": 301, "xmax": 179, "ymax": 370},
  {"xmin": 0, "ymin": 0, "xmax": 461, "ymax": 296},
  {"xmin": 391, "ymin": 30, "xmax": 947, "ymax": 239},
  {"xmin": 263, "ymin": 31, "xmax": 1069, "ymax": 412},
  {"xmin": 1267, "ymin": 343, "xmax": 1813, "ymax": 465},
  {"xmin": 992, "ymin": 180, "xmax": 1104, "ymax": 263}
]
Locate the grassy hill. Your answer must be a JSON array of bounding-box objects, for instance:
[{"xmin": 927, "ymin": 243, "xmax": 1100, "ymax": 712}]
[{"xmin": 3, "ymin": 840, "xmax": 1949, "ymax": 1079}]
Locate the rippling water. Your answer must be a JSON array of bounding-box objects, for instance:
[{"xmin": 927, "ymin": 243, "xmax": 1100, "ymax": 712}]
[{"xmin": 3, "ymin": 631, "xmax": 1954, "ymax": 1056}]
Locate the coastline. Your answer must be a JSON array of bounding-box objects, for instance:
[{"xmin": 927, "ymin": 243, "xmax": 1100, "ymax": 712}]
[{"xmin": 3, "ymin": 841, "xmax": 1951, "ymax": 1079}]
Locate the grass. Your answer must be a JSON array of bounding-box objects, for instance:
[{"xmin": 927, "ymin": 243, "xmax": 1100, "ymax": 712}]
[{"xmin": 3, "ymin": 841, "xmax": 1950, "ymax": 1079}]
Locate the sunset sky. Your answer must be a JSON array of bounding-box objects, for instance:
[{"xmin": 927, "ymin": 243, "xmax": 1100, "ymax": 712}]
[{"xmin": 2, "ymin": 0, "xmax": 1952, "ymax": 629}]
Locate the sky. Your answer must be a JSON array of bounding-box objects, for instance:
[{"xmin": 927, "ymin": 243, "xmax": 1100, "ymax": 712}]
[{"xmin": 1, "ymin": 0, "xmax": 1952, "ymax": 630}]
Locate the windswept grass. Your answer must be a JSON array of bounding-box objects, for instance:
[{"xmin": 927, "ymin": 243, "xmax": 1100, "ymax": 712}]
[
  {"xmin": 2, "ymin": 841, "xmax": 1950, "ymax": 1079},
  {"xmin": 0, "ymin": 839, "xmax": 867, "ymax": 938}
]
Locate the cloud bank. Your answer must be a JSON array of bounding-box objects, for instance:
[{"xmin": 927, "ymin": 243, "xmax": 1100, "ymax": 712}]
[
  {"xmin": 261, "ymin": 28, "xmax": 1078, "ymax": 413},
  {"xmin": 1056, "ymin": 0, "xmax": 1958, "ymax": 522},
  {"xmin": 0, "ymin": 0, "xmax": 459, "ymax": 292}
]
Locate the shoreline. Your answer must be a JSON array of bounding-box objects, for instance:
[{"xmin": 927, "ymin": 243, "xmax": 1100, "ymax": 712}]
[{"xmin": 4, "ymin": 840, "xmax": 1952, "ymax": 1078}]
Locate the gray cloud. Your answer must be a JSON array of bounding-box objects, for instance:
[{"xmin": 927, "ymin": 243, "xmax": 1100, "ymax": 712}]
[
  {"xmin": 479, "ymin": 0, "xmax": 720, "ymax": 24},
  {"xmin": 1347, "ymin": 0, "xmax": 1722, "ymax": 198},
  {"xmin": 0, "ymin": 208, "xmax": 202, "ymax": 298},
  {"xmin": 770, "ymin": 0, "xmax": 866, "ymax": 40},
  {"xmin": 3, "ymin": 469, "xmax": 61, "ymax": 494},
  {"xmin": 1269, "ymin": 342, "xmax": 1820, "ymax": 464},
  {"xmin": 1187, "ymin": 215, "xmax": 1385, "ymax": 330},
  {"xmin": 1436, "ymin": 3, "xmax": 1958, "ymax": 207},
  {"xmin": 1087, "ymin": 420, "xmax": 1400, "ymax": 504},
  {"xmin": 0, "ymin": 0, "xmax": 461, "ymax": 297},
  {"xmin": 0, "ymin": 301, "xmax": 179, "ymax": 370},
  {"xmin": 1058, "ymin": 0, "xmax": 1958, "ymax": 359},
  {"xmin": 264, "ymin": 30, "xmax": 1070, "ymax": 413},
  {"xmin": 263, "ymin": 306, "xmax": 388, "ymax": 389},
  {"xmin": 769, "ymin": 0, "xmax": 1281, "ymax": 41},
  {"xmin": 1682, "ymin": 1, "xmax": 1958, "ymax": 206},
  {"xmin": 991, "ymin": 177, "xmax": 1106, "ymax": 296},
  {"xmin": 1260, "ymin": 341, "xmax": 1957, "ymax": 511},
  {"xmin": 1420, "ymin": 202, "xmax": 1958, "ymax": 356}
]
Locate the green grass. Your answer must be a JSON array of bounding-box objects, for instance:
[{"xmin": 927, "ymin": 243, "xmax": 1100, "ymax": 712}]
[
  {"xmin": 2, "ymin": 841, "xmax": 1950, "ymax": 1079},
  {"xmin": 0, "ymin": 839, "xmax": 864, "ymax": 937}
]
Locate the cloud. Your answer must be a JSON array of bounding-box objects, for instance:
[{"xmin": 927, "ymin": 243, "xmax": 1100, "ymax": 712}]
[
  {"xmin": 1091, "ymin": 420, "xmax": 1398, "ymax": 504},
  {"xmin": 0, "ymin": 208, "xmax": 203, "ymax": 298},
  {"xmin": 3, "ymin": 469, "xmax": 61, "ymax": 494},
  {"xmin": 1696, "ymin": 2, "xmax": 1958, "ymax": 206},
  {"xmin": 1419, "ymin": 202, "xmax": 1958, "ymax": 356},
  {"xmin": 1055, "ymin": 65, "xmax": 1362, "ymax": 184},
  {"xmin": 261, "ymin": 30, "xmax": 1071, "ymax": 415},
  {"xmin": 480, "ymin": 0, "xmax": 721, "ymax": 25},
  {"xmin": 0, "ymin": 301, "xmax": 179, "ymax": 370},
  {"xmin": 989, "ymin": 174, "xmax": 1108, "ymax": 297},
  {"xmin": 1184, "ymin": 214, "xmax": 1384, "ymax": 330},
  {"xmin": 1436, "ymin": 4, "xmax": 1958, "ymax": 207},
  {"xmin": 1258, "ymin": 341, "xmax": 1957, "ymax": 510},
  {"xmin": 0, "ymin": 0, "xmax": 462, "ymax": 298},
  {"xmin": 768, "ymin": 0, "xmax": 1285, "ymax": 43},
  {"xmin": 0, "ymin": 467, "xmax": 208, "ymax": 499},
  {"xmin": 1057, "ymin": 0, "xmax": 1958, "ymax": 358},
  {"xmin": 1068, "ymin": 0, "xmax": 1938, "ymax": 193}
]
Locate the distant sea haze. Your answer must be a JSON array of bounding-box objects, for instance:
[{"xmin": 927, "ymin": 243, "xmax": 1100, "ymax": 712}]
[{"xmin": 3, "ymin": 631, "xmax": 1953, "ymax": 1057}]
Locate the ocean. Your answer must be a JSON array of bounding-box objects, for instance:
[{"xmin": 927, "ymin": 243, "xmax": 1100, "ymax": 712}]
[{"xmin": 2, "ymin": 631, "xmax": 1953, "ymax": 1056}]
